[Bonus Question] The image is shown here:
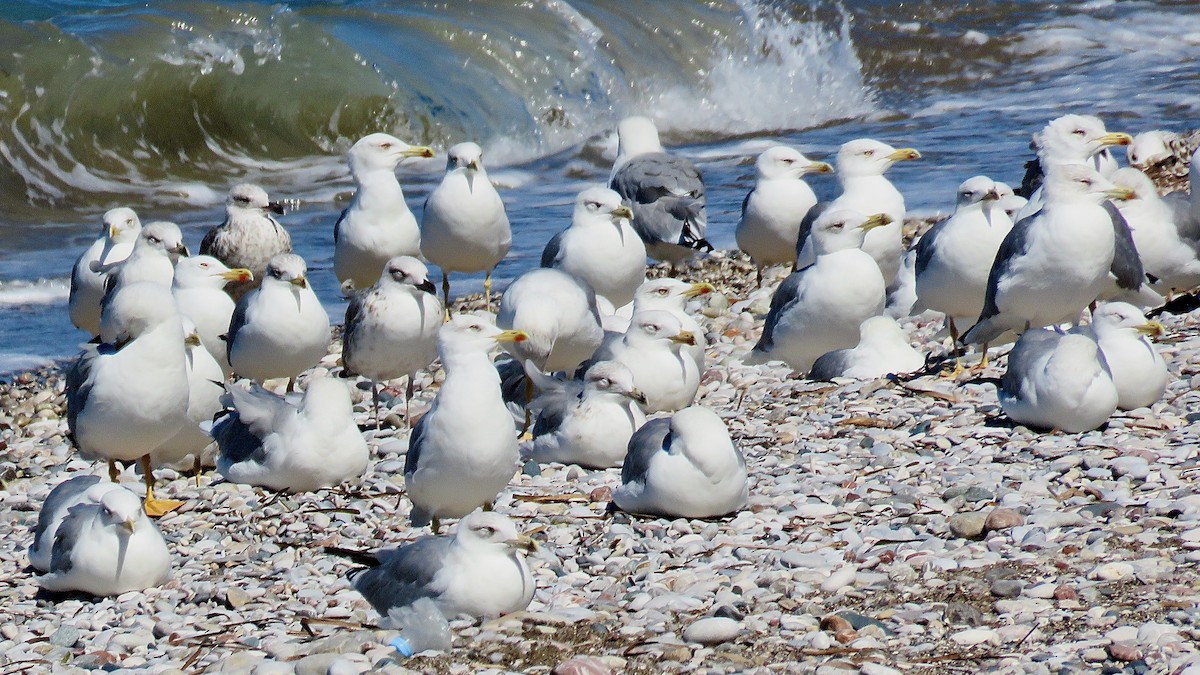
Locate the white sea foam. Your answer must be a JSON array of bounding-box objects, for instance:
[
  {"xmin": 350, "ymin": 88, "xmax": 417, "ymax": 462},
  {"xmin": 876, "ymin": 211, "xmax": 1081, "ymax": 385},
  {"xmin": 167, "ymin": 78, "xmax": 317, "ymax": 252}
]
[{"xmin": 0, "ymin": 278, "xmax": 70, "ymax": 307}]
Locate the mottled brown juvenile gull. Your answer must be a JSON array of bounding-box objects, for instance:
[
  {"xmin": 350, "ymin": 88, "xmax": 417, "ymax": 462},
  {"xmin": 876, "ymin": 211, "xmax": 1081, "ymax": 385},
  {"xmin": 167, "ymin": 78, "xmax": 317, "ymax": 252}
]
[{"xmin": 200, "ymin": 183, "xmax": 290, "ymax": 294}]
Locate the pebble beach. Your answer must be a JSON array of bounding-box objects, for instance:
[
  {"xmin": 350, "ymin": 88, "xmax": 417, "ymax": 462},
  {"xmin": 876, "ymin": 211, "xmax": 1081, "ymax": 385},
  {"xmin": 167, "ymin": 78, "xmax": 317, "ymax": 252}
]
[{"xmin": 3, "ymin": 238, "xmax": 1200, "ymax": 674}]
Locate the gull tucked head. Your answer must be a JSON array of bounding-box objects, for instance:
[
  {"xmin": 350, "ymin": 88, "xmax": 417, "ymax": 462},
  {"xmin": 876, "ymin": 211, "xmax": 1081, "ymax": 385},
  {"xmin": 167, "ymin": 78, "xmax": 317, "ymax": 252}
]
[
  {"xmin": 756, "ymin": 146, "xmax": 833, "ymax": 181},
  {"xmin": 102, "ymin": 207, "xmax": 142, "ymax": 243},
  {"xmin": 381, "ymin": 255, "xmax": 436, "ymax": 294},
  {"xmin": 583, "ymin": 360, "xmax": 646, "ymax": 404},
  {"xmin": 626, "ymin": 309, "xmax": 688, "ymax": 347},
  {"xmin": 1091, "ymin": 302, "xmax": 1165, "ymax": 339},
  {"xmin": 264, "ymin": 253, "xmax": 309, "ymax": 289},
  {"xmin": 837, "ymin": 139, "xmax": 920, "ymax": 179},
  {"xmin": 99, "ymin": 489, "xmax": 143, "ymax": 534},
  {"xmin": 349, "ymin": 133, "xmax": 435, "ymax": 176},
  {"xmin": 574, "ymin": 186, "xmax": 632, "ymax": 227},
  {"xmin": 227, "ymin": 183, "xmax": 284, "ymax": 217},
  {"xmin": 454, "ymin": 510, "xmax": 536, "ymax": 553}
]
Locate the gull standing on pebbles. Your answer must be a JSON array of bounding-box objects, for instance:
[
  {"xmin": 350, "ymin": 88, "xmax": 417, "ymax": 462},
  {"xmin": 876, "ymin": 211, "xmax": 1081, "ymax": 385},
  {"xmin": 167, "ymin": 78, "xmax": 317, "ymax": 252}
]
[
  {"xmin": 69, "ymin": 207, "xmax": 141, "ymax": 335},
  {"xmin": 795, "ymin": 139, "xmax": 920, "ymax": 284},
  {"xmin": 350, "ymin": 510, "xmax": 536, "ymax": 618},
  {"xmin": 36, "ymin": 487, "xmax": 171, "ymax": 597},
  {"xmin": 172, "ymin": 255, "xmax": 252, "ymax": 376},
  {"xmin": 211, "ymin": 377, "xmax": 368, "ymax": 492},
  {"xmin": 200, "ymin": 183, "xmax": 290, "ymax": 296},
  {"xmin": 914, "ymin": 176, "xmax": 1013, "ymax": 365},
  {"xmin": 1108, "ymin": 167, "xmax": 1200, "ymax": 292},
  {"xmin": 226, "ymin": 253, "xmax": 331, "ymax": 390},
  {"xmin": 1072, "ymin": 302, "xmax": 1167, "ymax": 410},
  {"xmin": 612, "ymin": 406, "xmax": 747, "ymax": 519},
  {"xmin": 342, "ymin": 256, "xmax": 443, "ymax": 428},
  {"xmin": 404, "ymin": 315, "xmax": 527, "ymax": 532},
  {"xmin": 736, "ymin": 145, "xmax": 833, "ymax": 284},
  {"xmin": 609, "ymin": 116, "xmax": 711, "ymax": 268},
  {"xmin": 748, "ymin": 210, "xmax": 890, "ymax": 373},
  {"xmin": 67, "ymin": 282, "xmax": 190, "ymax": 516},
  {"xmin": 961, "ymin": 166, "xmax": 1138, "ymax": 347},
  {"xmin": 152, "ymin": 319, "xmax": 224, "ymax": 474},
  {"xmin": 420, "ymin": 142, "xmax": 511, "ymax": 310},
  {"xmin": 29, "ymin": 475, "xmax": 121, "ymax": 572},
  {"xmin": 591, "ymin": 309, "xmax": 698, "ymax": 413},
  {"xmin": 527, "ymin": 360, "xmax": 647, "ymax": 469},
  {"xmin": 998, "ymin": 329, "xmax": 1118, "ymax": 434},
  {"xmin": 809, "ymin": 316, "xmax": 924, "ymax": 381},
  {"xmin": 333, "ymin": 133, "xmax": 435, "ymax": 290},
  {"xmin": 497, "ymin": 268, "xmax": 604, "ymax": 374},
  {"xmin": 541, "ymin": 186, "xmax": 645, "ymax": 308}
]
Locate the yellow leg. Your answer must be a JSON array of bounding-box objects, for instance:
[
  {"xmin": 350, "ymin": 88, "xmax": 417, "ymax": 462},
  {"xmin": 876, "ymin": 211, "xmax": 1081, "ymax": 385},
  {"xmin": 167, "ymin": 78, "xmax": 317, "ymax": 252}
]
[
  {"xmin": 140, "ymin": 455, "xmax": 184, "ymax": 517},
  {"xmin": 193, "ymin": 454, "xmax": 202, "ymax": 488},
  {"xmin": 484, "ymin": 271, "xmax": 494, "ymax": 312},
  {"xmin": 976, "ymin": 342, "xmax": 991, "ymax": 370},
  {"xmin": 941, "ymin": 318, "xmax": 964, "ymax": 378}
]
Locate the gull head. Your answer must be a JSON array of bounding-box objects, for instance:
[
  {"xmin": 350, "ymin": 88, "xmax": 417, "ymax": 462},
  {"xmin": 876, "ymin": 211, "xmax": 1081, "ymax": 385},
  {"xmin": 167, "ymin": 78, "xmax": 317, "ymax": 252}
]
[
  {"xmin": 455, "ymin": 510, "xmax": 536, "ymax": 554},
  {"xmin": 1043, "ymin": 165, "xmax": 1131, "ymax": 204},
  {"xmin": 809, "ymin": 209, "xmax": 889, "ymax": 255},
  {"xmin": 667, "ymin": 406, "xmax": 738, "ymax": 476},
  {"xmin": 381, "ymin": 255, "xmax": 436, "ymax": 294},
  {"xmin": 1033, "ymin": 114, "xmax": 1132, "ymax": 165},
  {"xmin": 349, "ymin": 132, "xmax": 435, "ymax": 175},
  {"xmin": 573, "ymin": 186, "xmax": 632, "ymax": 228},
  {"xmin": 264, "ymin": 253, "xmax": 309, "ymax": 289},
  {"xmin": 1107, "ymin": 167, "xmax": 1158, "ymax": 203},
  {"xmin": 582, "ymin": 360, "xmax": 646, "ymax": 405},
  {"xmin": 858, "ymin": 315, "xmax": 911, "ymax": 349},
  {"xmin": 626, "ymin": 309, "xmax": 687, "ymax": 348},
  {"xmin": 633, "ymin": 279, "xmax": 713, "ymax": 313},
  {"xmin": 955, "ymin": 175, "xmax": 1002, "ymax": 209},
  {"xmin": 615, "ymin": 116, "xmax": 663, "ymax": 159},
  {"xmin": 837, "ymin": 138, "xmax": 920, "ymax": 179},
  {"xmin": 1127, "ymin": 130, "xmax": 1174, "ymax": 169},
  {"xmin": 446, "ymin": 142, "xmax": 485, "ymax": 173},
  {"xmin": 99, "ymin": 489, "xmax": 143, "ymax": 534},
  {"xmin": 227, "ymin": 183, "xmax": 284, "ymax": 217},
  {"xmin": 1091, "ymin": 302, "xmax": 1164, "ymax": 339},
  {"xmin": 756, "ymin": 146, "xmax": 833, "ymax": 181},
  {"xmin": 102, "ymin": 207, "xmax": 142, "ymax": 243},
  {"xmin": 173, "ymin": 255, "xmax": 251, "ymax": 290},
  {"xmin": 138, "ymin": 221, "xmax": 189, "ymax": 259},
  {"xmin": 439, "ymin": 313, "xmax": 526, "ymax": 357}
]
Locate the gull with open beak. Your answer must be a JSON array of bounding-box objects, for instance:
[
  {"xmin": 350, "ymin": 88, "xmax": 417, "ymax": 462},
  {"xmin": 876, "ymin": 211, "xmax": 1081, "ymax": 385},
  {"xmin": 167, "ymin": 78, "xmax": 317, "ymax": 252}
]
[
  {"xmin": 404, "ymin": 315, "xmax": 527, "ymax": 533},
  {"xmin": 541, "ymin": 186, "xmax": 646, "ymax": 308},
  {"xmin": 334, "ymin": 133, "xmax": 435, "ymax": 290},
  {"xmin": 69, "ymin": 207, "xmax": 142, "ymax": 336},
  {"xmin": 748, "ymin": 210, "xmax": 890, "ymax": 373},
  {"xmin": 37, "ymin": 487, "xmax": 171, "ymax": 597},
  {"xmin": 172, "ymin": 255, "xmax": 253, "ymax": 376},
  {"xmin": 200, "ymin": 183, "xmax": 292, "ymax": 298},
  {"xmin": 420, "ymin": 142, "xmax": 512, "ymax": 311},
  {"xmin": 226, "ymin": 253, "xmax": 331, "ymax": 390},
  {"xmin": 350, "ymin": 510, "xmax": 537, "ymax": 619},
  {"xmin": 1072, "ymin": 302, "xmax": 1168, "ymax": 410}
]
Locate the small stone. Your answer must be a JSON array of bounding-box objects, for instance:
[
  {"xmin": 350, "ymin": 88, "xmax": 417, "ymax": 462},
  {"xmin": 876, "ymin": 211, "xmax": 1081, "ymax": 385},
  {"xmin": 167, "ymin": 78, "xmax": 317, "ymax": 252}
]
[
  {"xmin": 552, "ymin": 656, "xmax": 613, "ymax": 675},
  {"xmin": 1054, "ymin": 585, "xmax": 1077, "ymax": 601},
  {"xmin": 990, "ymin": 579, "xmax": 1024, "ymax": 598},
  {"xmin": 683, "ymin": 617, "xmax": 740, "ymax": 645},
  {"xmin": 819, "ymin": 614, "xmax": 857, "ymax": 643},
  {"xmin": 522, "ymin": 460, "xmax": 542, "ymax": 477},
  {"xmin": 820, "ymin": 566, "xmax": 856, "ymax": 593},
  {"xmin": 49, "ymin": 625, "xmax": 81, "ymax": 648},
  {"xmin": 859, "ymin": 663, "xmax": 902, "ymax": 675},
  {"xmin": 1108, "ymin": 641, "xmax": 1143, "ymax": 662},
  {"xmin": 224, "ymin": 587, "xmax": 252, "ymax": 609},
  {"xmin": 962, "ymin": 487, "xmax": 994, "ymax": 502},
  {"xmin": 949, "ymin": 512, "xmax": 987, "ymax": 539},
  {"xmin": 1089, "ymin": 562, "xmax": 1134, "ymax": 581},
  {"xmin": 950, "ymin": 628, "xmax": 999, "ymax": 646},
  {"xmin": 943, "ymin": 602, "xmax": 983, "ymax": 626},
  {"xmin": 984, "ymin": 507, "xmax": 1024, "ymax": 531},
  {"xmin": 589, "ymin": 486, "xmax": 612, "ymax": 502}
]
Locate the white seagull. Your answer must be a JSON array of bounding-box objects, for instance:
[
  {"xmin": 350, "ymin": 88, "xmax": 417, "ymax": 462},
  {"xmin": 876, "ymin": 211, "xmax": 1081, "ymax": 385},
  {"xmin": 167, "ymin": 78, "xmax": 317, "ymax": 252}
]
[
  {"xmin": 809, "ymin": 316, "xmax": 925, "ymax": 381},
  {"xmin": 69, "ymin": 207, "xmax": 141, "ymax": 335},
  {"xmin": 29, "ymin": 474, "xmax": 122, "ymax": 573},
  {"xmin": 1108, "ymin": 167, "xmax": 1200, "ymax": 292},
  {"xmin": 151, "ymin": 318, "xmax": 225, "ymax": 474},
  {"xmin": 998, "ymin": 329, "xmax": 1119, "ymax": 434},
  {"xmin": 172, "ymin": 255, "xmax": 253, "ymax": 376},
  {"xmin": 591, "ymin": 309, "xmax": 699, "ymax": 414},
  {"xmin": 333, "ymin": 133, "xmax": 435, "ymax": 290},
  {"xmin": 1072, "ymin": 302, "xmax": 1167, "ymax": 411},
  {"xmin": 497, "ymin": 267, "xmax": 605, "ymax": 375},
  {"xmin": 541, "ymin": 186, "xmax": 645, "ymax": 308},
  {"xmin": 420, "ymin": 142, "xmax": 511, "ymax": 310}
]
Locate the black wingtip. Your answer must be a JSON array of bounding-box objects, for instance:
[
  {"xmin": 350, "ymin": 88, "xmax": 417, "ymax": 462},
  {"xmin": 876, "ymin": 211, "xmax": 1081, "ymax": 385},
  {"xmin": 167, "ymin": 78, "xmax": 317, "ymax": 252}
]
[{"xmin": 323, "ymin": 546, "xmax": 380, "ymax": 567}]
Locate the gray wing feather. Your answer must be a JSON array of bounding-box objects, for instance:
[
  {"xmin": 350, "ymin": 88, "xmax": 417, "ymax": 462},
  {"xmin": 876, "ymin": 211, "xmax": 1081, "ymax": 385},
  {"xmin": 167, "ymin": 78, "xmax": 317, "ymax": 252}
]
[
  {"xmin": 1163, "ymin": 192, "xmax": 1200, "ymax": 242},
  {"xmin": 65, "ymin": 345, "xmax": 101, "ymax": 446},
  {"xmin": 754, "ymin": 270, "xmax": 807, "ymax": 353},
  {"xmin": 611, "ymin": 153, "xmax": 706, "ymax": 247},
  {"xmin": 210, "ymin": 411, "xmax": 268, "ymax": 467},
  {"xmin": 1105, "ymin": 202, "xmax": 1146, "ymax": 291},
  {"xmin": 976, "ymin": 212, "xmax": 1039, "ymax": 324},
  {"xmin": 341, "ymin": 290, "xmax": 370, "ymax": 374},
  {"xmin": 333, "ymin": 208, "xmax": 348, "ymax": 245},
  {"xmin": 403, "ymin": 412, "xmax": 429, "ymax": 477},
  {"xmin": 808, "ymin": 349, "xmax": 855, "ymax": 381},
  {"xmin": 48, "ymin": 506, "xmax": 93, "ymax": 575},
  {"xmin": 620, "ymin": 417, "xmax": 672, "ymax": 486},
  {"xmin": 199, "ymin": 223, "xmax": 221, "ymax": 257},
  {"xmin": 913, "ymin": 216, "xmax": 949, "ymax": 278},
  {"xmin": 1000, "ymin": 329, "xmax": 1062, "ymax": 398},
  {"xmin": 540, "ymin": 230, "xmax": 566, "ymax": 268},
  {"xmin": 350, "ymin": 537, "xmax": 451, "ymax": 614},
  {"xmin": 794, "ymin": 201, "xmax": 830, "ymax": 260},
  {"xmin": 225, "ymin": 295, "xmax": 250, "ymax": 361},
  {"xmin": 33, "ymin": 475, "xmax": 101, "ymax": 547}
]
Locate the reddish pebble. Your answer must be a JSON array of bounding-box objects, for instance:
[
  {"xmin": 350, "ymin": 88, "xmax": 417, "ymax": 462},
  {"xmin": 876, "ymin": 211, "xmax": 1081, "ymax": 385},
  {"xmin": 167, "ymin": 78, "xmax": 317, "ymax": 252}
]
[
  {"xmin": 589, "ymin": 486, "xmax": 612, "ymax": 502},
  {"xmin": 984, "ymin": 507, "xmax": 1024, "ymax": 531},
  {"xmin": 1054, "ymin": 585, "xmax": 1077, "ymax": 601},
  {"xmin": 1108, "ymin": 641, "xmax": 1143, "ymax": 662},
  {"xmin": 553, "ymin": 657, "xmax": 613, "ymax": 675}
]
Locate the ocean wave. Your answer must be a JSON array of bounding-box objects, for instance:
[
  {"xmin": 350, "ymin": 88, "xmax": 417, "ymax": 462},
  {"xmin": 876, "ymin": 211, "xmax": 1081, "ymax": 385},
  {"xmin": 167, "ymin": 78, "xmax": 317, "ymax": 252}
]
[
  {"xmin": 0, "ymin": 278, "xmax": 71, "ymax": 306},
  {"xmin": 0, "ymin": 0, "xmax": 875, "ymax": 217}
]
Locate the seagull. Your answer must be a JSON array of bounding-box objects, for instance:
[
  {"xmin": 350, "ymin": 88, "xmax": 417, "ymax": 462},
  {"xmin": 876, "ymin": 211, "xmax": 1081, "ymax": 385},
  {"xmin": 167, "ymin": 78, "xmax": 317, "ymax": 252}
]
[
  {"xmin": 748, "ymin": 210, "xmax": 891, "ymax": 372},
  {"xmin": 497, "ymin": 267, "xmax": 605, "ymax": 374},
  {"xmin": 1072, "ymin": 302, "xmax": 1167, "ymax": 410},
  {"xmin": 349, "ymin": 510, "xmax": 536, "ymax": 619},
  {"xmin": 914, "ymin": 176, "xmax": 1013, "ymax": 366},
  {"xmin": 151, "ymin": 318, "xmax": 225, "ymax": 474},
  {"xmin": 404, "ymin": 315, "xmax": 527, "ymax": 532},
  {"xmin": 736, "ymin": 145, "xmax": 833, "ymax": 283},
  {"xmin": 333, "ymin": 133, "xmax": 435, "ymax": 291},
  {"xmin": 1163, "ymin": 146, "xmax": 1200, "ymax": 242},
  {"xmin": 994, "ymin": 181, "xmax": 1028, "ymax": 221},
  {"xmin": 172, "ymin": 255, "xmax": 253, "ymax": 376},
  {"xmin": 36, "ymin": 487, "xmax": 171, "ymax": 597},
  {"xmin": 526, "ymin": 360, "xmax": 647, "ymax": 469},
  {"xmin": 809, "ymin": 316, "xmax": 925, "ymax": 381},
  {"xmin": 29, "ymin": 474, "xmax": 122, "ymax": 572},
  {"xmin": 609, "ymin": 116, "xmax": 711, "ymax": 268},
  {"xmin": 342, "ymin": 256, "xmax": 443, "ymax": 428},
  {"xmin": 1108, "ymin": 167, "xmax": 1200, "ymax": 292},
  {"xmin": 69, "ymin": 207, "xmax": 141, "ymax": 335},
  {"xmin": 1127, "ymin": 130, "xmax": 1178, "ymax": 169},
  {"xmin": 226, "ymin": 253, "xmax": 331, "ymax": 390},
  {"xmin": 1015, "ymin": 114, "xmax": 1132, "ymax": 214},
  {"xmin": 617, "ymin": 278, "xmax": 714, "ymax": 374},
  {"xmin": 99, "ymin": 221, "xmax": 189, "ymax": 312},
  {"xmin": 795, "ymin": 138, "xmax": 921, "ymax": 284},
  {"xmin": 200, "ymin": 183, "xmax": 291, "ymax": 296},
  {"xmin": 67, "ymin": 282, "xmax": 190, "ymax": 516},
  {"xmin": 612, "ymin": 406, "xmax": 748, "ymax": 519},
  {"xmin": 998, "ymin": 329, "xmax": 1119, "ymax": 434},
  {"xmin": 420, "ymin": 142, "xmax": 511, "ymax": 310},
  {"xmin": 591, "ymin": 309, "xmax": 699, "ymax": 414},
  {"xmin": 961, "ymin": 165, "xmax": 1139, "ymax": 347},
  {"xmin": 212, "ymin": 377, "xmax": 369, "ymax": 492},
  {"xmin": 541, "ymin": 186, "xmax": 645, "ymax": 308}
]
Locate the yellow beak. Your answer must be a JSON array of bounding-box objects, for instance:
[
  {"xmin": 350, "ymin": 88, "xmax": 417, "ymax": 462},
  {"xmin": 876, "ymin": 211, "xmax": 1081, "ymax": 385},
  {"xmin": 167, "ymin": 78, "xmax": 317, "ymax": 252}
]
[
  {"xmin": 508, "ymin": 534, "xmax": 538, "ymax": 552},
  {"xmin": 184, "ymin": 332, "xmax": 202, "ymax": 347},
  {"xmin": 468, "ymin": 159, "xmax": 482, "ymax": 171},
  {"xmin": 886, "ymin": 148, "xmax": 921, "ymax": 161},
  {"xmin": 121, "ymin": 519, "xmax": 136, "ymax": 533},
  {"xmin": 612, "ymin": 205, "xmax": 634, "ymax": 219},
  {"xmin": 683, "ymin": 282, "xmax": 715, "ymax": 298},
  {"xmin": 218, "ymin": 268, "xmax": 254, "ymax": 282},
  {"xmin": 1137, "ymin": 321, "xmax": 1166, "ymax": 337},
  {"xmin": 1098, "ymin": 132, "xmax": 1134, "ymax": 147},
  {"xmin": 670, "ymin": 330, "xmax": 697, "ymax": 346},
  {"xmin": 1105, "ymin": 187, "xmax": 1137, "ymax": 201},
  {"xmin": 109, "ymin": 225, "xmax": 120, "ymax": 239},
  {"xmin": 290, "ymin": 276, "xmax": 308, "ymax": 288},
  {"xmin": 985, "ymin": 189, "xmax": 1002, "ymax": 201},
  {"xmin": 806, "ymin": 161, "xmax": 834, "ymax": 174},
  {"xmin": 404, "ymin": 145, "xmax": 435, "ymax": 158},
  {"xmin": 494, "ymin": 329, "xmax": 529, "ymax": 343},
  {"xmin": 860, "ymin": 213, "xmax": 894, "ymax": 231}
]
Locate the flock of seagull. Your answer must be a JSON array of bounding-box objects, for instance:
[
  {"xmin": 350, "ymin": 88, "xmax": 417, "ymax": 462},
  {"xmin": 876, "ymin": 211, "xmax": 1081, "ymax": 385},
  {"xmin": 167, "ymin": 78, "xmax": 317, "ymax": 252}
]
[{"xmin": 28, "ymin": 112, "xmax": 1196, "ymax": 627}]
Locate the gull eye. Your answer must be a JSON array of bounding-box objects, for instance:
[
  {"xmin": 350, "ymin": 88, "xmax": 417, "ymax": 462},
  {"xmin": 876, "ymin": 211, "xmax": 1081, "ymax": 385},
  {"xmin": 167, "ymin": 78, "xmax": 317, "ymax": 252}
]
[
  {"xmin": 960, "ymin": 191, "xmax": 972, "ymax": 199},
  {"xmin": 148, "ymin": 236, "xmax": 160, "ymax": 244},
  {"xmin": 468, "ymin": 324, "xmax": 481, "ymax": 332},
  {"xmin": 587, "ymin": 201, "xmax": 600, "ymax": 211},
  {"xmin": 656, "ymin": 288, "xmax": 668, "ymax": 296},
  {"xmin": 782, "ymin": 158, "xmax": 795, "ymax": 164},
  {"xmin": 476, "ymin": 525, "xmax": 495, "ymax": 537},
  {"xmin": 1073, "ymin": 128, "xmax": 1086, "ymax": 136},
  {"xmin": 199, "ymin": 262, "xmax": 209, "ymax": 268},
  {"xmin": 598, "ymin": 377, "xmax": 611, "ymax": 388},
  {"xmin": 381, "ymin": 143, "xmax": 392, "ymax": 150},
  {"xmin": 863, "ymin": 150, "xmax": 874, "ymax": 157}
]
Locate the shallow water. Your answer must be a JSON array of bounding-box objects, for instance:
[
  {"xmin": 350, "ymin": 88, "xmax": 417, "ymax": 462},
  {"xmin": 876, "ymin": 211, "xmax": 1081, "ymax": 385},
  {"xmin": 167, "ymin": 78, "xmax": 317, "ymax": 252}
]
[{"xmin": 2, "ymin": 0, "xmax": 1199, "ymax": 372}]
